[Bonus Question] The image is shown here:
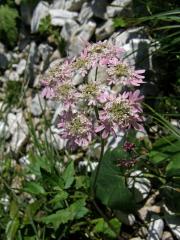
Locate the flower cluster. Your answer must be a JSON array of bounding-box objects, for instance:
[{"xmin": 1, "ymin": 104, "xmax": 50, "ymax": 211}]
[{"xmin": 41, "ymin": 40, "xmax": 145, "ymax": 148}]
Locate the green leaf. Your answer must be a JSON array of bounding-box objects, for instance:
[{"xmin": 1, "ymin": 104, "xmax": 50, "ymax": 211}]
[
  {"xmin": 24, "ymin": 182, "xmax": 46, "ymax": 195},
  {"xmin": 75, "ymin": 176, "xmax": 90, "ymax": 189},
  {"xmin": 49, "ymin": 190, "xmax": 68, "ymax": 204},
  {"xmin": 93, "ymin": 148, "xmax": 136, "ymax": 213},
  {"xmin": 161, "ymin": 185, "xmax": 180, "ymax": 213},
  {"xmin": 92, "ymin": 218, "xmax": 121, "ymax": 239},
  {"xmin": 10, "ymin": 201, "xmax": 19, "ymax": 219},
  {"xmin": 166, "ymin": 152, "xmax": 180, "ymax": 177},
  {"xmin": 23, "ymin": 200, "xmax": 43, "ymax": 224},
  {"xmin": 6, "ymin": 218, "xmax": 19, "ymax": 240},
  {"xmin": 62, "ymin": 161, "xmax": 75, "ymax": 189},
  {"xmin": 42, "ymin": 199, "xmax": 88, "ymax": 229},
  {"xmin": 149, "ymin": 150, "xmax": 168, "ymax": 164}
]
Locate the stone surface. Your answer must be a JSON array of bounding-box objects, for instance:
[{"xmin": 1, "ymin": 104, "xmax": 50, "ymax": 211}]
[
  {"xmin": 127, "ymin": 170, "xmax": 151, "ymax": 201},
  {"xmin": 31, "ymin": 94, "xmax": 45, "ymax": 117},
  {"xmin": 112, "ymin": 27, "xmax": 152, "ymax": 68},
  {"xmin": 25, "ymin": 41, "xmax": 37, "ymax": 86},
  {"xmin": 61, "ymin": 20, "xmax": 80, "ymax": 41},
  {"xmin": 91, "ymin": 0, "xmax": 108, "ymax": 19},
  {"xmin": 51, "ymin": 0, "xmax": 66, "ymax": 9},
  {"xmin": 8, "ymin": 71, "xmax": 19, "ymax": 81},
  {"xmin": 115, "ymin": 210, "xmax": 136, "ymax": 226},
  {"xmin": 138, "ymin": 206, "xmax": 161, "ymax": 221},
  {"xmin": 38, "ymin": 43, "xmax": 53, "ymax": 71},
  {"xmin": 147, "ymin": 216, "xmax": 164, "ymax": 240},
  {"xmin": 166, "ymin": 215, "xmax": 180, "ymax": 239},
  {"xmin": 16, "ymin": 59, "xmax": 27, "ymax": 76},
  {"xmin": 95, "ymin": 19, "xmax": 115, "ymax": 41},
  {"xmin": 7, "ymin": 112, "xmax": 28, "ymax": 153},
  {"xmin": 162, "ymin": 231, "xmax": 174, "ymax": 240},
  {"xmin": 78, "ymin": 2, "xmax": 93, "ymax": 24},
  {"xmin": 106, "ymin": 0, "xmax": 132, "ymax": 18},
  {"xmin": 65, "ymin": 0, "xmax": 85, "ymax": 11},
  {"xmin": 0, "ymin": 121, "xmax": 11, "ymax": 140},
  {"xmin": 68, "ymin": 21, "xmax": 96, "ymax": 56},
  {"xmin": 19, "ymin": 155, "xmax": 30, "ymax": 166},
  {"xmin": 31, "ymin": 1, "xmax": 49, "ymax": 33},
  {"xmin": 50, "ymin": 9, "xmax": 78, "ymax": 27},
  {"xmin": 0, "ymin": 53, "xmax": 8, "ymax": 70},
  {"xmin": 46, "ymin": 126, "xmax": 66, "ymax": 150}
]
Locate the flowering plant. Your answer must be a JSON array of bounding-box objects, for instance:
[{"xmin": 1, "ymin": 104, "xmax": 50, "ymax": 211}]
[{"xmin": 41, "ymin": 40, "xmax": 145, "ymax": 149}]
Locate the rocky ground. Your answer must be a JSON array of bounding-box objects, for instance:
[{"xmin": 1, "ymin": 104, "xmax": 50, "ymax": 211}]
[{"xmin": 0, "ymin": 0, "xmax": 180, "ymax": 239}]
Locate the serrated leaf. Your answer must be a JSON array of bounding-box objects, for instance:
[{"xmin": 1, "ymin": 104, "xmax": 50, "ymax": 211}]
[{"xmin": 42, "ymin": 199, "xmax": 88, "ymax": 229}]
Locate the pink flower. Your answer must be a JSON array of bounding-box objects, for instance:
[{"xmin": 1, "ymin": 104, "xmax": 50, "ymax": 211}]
[
  {"xmin": 98, "ymin": 91, "xmax": 144, "ymax": 134},
  {"xmin": 72, "ymin": 50, "xmax": 91, "ymax": 77},
  {"xmin": 106, "ymin": 60, "xmax": 145, "ymax": 87},
  {"xmin": 54, "ymin": 82, "xmax": 78, "ymax": 109},
  {"xmin": 41, "ymin": 86, "xmax": 55, "ymax": 99},
  {"xmin": 58, "ymin": 111, "xmax": 94, "ymax": 148}
]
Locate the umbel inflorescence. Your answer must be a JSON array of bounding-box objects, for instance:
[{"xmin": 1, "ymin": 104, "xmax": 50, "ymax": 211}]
[{"xmin": 41, "ymin": 40, "xmax": 145, "ymax": 148}]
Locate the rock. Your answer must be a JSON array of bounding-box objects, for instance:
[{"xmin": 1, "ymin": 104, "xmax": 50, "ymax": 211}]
[
  {"xmin": 46, "ymin": 126, "xmax": 66, "ymax": 150},
  {"xmin": 0, "ymin": 53, "xmax": 8, "ymax": 70},
  {"xmin": 8, "ymin": 71, "xmax": 19, "ymax": 81},
  {"xmin": 127, "ymin": 170, "xmax": 151, "ymax": 201},
  {"xmin": 106, "ymin": 0, "xmax": 132, "ymax": 18},
  {"xmin": 115, "ymin": 210, "xmax": 136, "ymax": 225},
  {"xmin": 49, "ymin": 9, "xmax": 78, "ymax": 26},
  {"xmin": 91, "ymin": 0, "xmax": 108, "ymax": 19},
  {"xmin": 112, "ymin": 27, "xmax": 152, "ymax": 68},
  {"xmin": 147, "ymin": 216, "xmax": 164, "ymax": 240},
  {"xmin": 136, "ymin": 130, "xmax": 148, "ymax": 140},
  {"xmin": 31, "ymin": 1, "xmax": 49, "ymax": 33},
  {"xmin": 162, "ymin": 231, "xmax": 173, "ymax": 240},
  {"xmin": 31, "ymin": 94, "xmax": 45, "ymax": 117},
  {"xmin": 88, "ymin": 66, "xmax": 108, "ymax": 83},
  {"xmin": 50, "ymin": 49, "xmax": 61, "ymax": 62},
  {"xmin": 65, "ymin": 0, "xmax": 85, "ymax": 11},
  {"xmin": 16, "ymin": 59, "xmax": 27, "ymax": 76},
  {"xmin": 0, "ymin": 42, "xmax": 5, "ymax": 53},
  {"xmin": 165, "ymin": 215, "xmax": 180, "ymax": 239},
  {"xmin": 171, "ymin": 119, "xmax": 180, "ymax": 128},
  {"xmin": 51, "ymin": 102, "xmax": 64, "ymax": 125},
  {"xmin": 61, "ymin": 20, "xmax": 80, "ymax": 41},
  {"xmin": 25, "ymin": 42, "xmax": 37, "ymax": 86},
  {"xmin": 7, "ymin": 112, "xmax": 28, "ymax": 153},
  {"xmin": 19, "ymin": 155, "xmax": 30, "ymax": 166},
  {"xmin": 51, "ymin": 0, "xmax": 66, "ymax": 9},
  {"xmin": 138, "ymin": 206, "xmax": 161, "ymax": 221},
  {"xmin": 95, "ymin": 19, "xmax": 115, "ymax": 41},
  {"xmin": 38, "ymin": 43, "xmax": 53, "ymax": 71},
  {"xmin": 130, "ymin": 238, "xmax": 143, "ymax": 240},
  {"xmin": 78, "ymin": 160, "xmax": 98, "ymax": 172},
  {"xmin": 72, "ymin": 73, "xmax": 84, "ymax": 86},
  {"xmin": 68, "ymin": 21, "xmax": 96, "ymax": 56},
  {"xmin": 0, "ymin": 121, "xmax": 11, "ymax": 140},
  {"xmin": 78, "ymin": 2, "xmax": 93, "ymax": 24}
]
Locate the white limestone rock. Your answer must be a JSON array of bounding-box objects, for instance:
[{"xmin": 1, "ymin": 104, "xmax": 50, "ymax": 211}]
[
  {"xmin": 7, "ymin": 112, "xmax": 28, "ymax": 153},
  {"xmin": 31, "ymin": 1, "xmax": 49, "ymax": 33}
]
